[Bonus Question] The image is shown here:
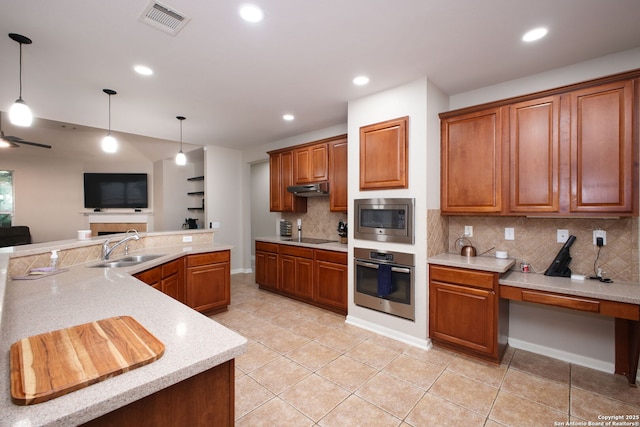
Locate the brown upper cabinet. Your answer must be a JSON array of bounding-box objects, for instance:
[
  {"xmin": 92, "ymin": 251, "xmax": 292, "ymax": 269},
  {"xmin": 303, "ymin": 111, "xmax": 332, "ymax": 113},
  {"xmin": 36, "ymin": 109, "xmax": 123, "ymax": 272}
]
[
  {"xmin": 440, "ymin": 71, "xmax": 639, "ymax": 217},
  {"xmin": 293, "ymin": 143, "xmax": 328, "ymax": 184},
  {"xmin": 269, "ymin": 150, "xmax": 307, "ymax": 213},
  {"xmin": 268, "ymin": 135, "xmax": 347, "ymax": 213},
  {"xmin": 360, "ymin": 116, "xmax": 409, "ymax": 190},
  {"xmin": 328, "ymin": 137, "xmax": 348, "ymax": 212}
]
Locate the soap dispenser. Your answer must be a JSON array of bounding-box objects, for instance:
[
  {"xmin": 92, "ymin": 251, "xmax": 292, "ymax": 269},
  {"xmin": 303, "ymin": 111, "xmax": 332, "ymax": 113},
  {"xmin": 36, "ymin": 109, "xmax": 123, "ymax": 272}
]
[{"xmin": 50, "ymin": 250, "xmax": 59, "ymax": 269}]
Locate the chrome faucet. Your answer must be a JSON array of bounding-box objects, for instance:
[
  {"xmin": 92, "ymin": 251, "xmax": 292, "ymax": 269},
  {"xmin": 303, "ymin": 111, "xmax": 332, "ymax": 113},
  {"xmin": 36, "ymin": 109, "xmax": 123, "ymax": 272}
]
[{"xmin": 102, "ymin": 229, "xmax": 140, "ymax": 260}]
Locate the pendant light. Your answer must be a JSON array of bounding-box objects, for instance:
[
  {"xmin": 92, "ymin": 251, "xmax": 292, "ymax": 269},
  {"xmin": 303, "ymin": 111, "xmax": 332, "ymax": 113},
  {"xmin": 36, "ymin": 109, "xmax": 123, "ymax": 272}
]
[
  {"xmin": 175, "ymin": 116, "xmax": 187, "ymax": 165},
  {"xmin": 101, "ymin": 89, "xmax": 118, "ymax": 153},
  {"xmin": 8, "ymin": 33, "xmax": 33, "ymax": 127}
]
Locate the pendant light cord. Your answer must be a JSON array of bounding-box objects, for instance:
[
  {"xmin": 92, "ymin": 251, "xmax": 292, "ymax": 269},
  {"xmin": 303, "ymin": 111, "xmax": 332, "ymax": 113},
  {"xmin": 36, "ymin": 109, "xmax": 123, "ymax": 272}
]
[
  {"xmin": 107, "ymin": 94, "xmax": 112, "ymax": 136},
  {"xmin": 180, "ymin": 119, "xmax": 183, "ymax": 151},
  {"xmin": 17, "ymin": 42, "xmax": 24, "ymax": 100}
]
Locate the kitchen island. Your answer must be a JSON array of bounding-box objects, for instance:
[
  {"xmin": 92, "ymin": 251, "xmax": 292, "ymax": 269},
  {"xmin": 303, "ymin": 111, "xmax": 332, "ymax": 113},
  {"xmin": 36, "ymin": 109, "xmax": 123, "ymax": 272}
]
[{"xmin": 0, "ymin": 230, "xmax": 247, "ymax": 426}]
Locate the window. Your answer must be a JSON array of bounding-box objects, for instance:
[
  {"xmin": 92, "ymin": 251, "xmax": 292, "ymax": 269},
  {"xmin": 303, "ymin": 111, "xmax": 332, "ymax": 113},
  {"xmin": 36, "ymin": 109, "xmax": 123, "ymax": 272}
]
[{"xmin": 0, "ymin": 171, "xmax": 14, "ymax": 227}]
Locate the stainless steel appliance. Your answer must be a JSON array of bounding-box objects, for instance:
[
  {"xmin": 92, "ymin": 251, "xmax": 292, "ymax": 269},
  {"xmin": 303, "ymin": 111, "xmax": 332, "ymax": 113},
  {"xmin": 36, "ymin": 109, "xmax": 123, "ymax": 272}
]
[
  {"xmin": 354, "ymin": 247, "xmax": 415, "ymax": 320},
  {"xmin": 354, "ymin": 198, "xmax": 414, "ymax": 244},
  {"xmin": 286, "ymin": 182, "xmax": 329, "ymax": 196}
]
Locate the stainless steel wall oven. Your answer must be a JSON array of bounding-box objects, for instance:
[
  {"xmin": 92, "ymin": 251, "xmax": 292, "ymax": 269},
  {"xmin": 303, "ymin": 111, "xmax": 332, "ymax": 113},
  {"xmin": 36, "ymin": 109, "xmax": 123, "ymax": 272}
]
[{"xmin": 354, "ymin": 247, "xmax": 415, "ymax": 321}]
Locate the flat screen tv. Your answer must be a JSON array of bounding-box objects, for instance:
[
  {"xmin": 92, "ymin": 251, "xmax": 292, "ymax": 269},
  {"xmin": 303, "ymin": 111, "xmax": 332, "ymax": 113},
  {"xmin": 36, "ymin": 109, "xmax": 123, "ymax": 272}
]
[{"xmin": 84, "ymin": 173, "xmax": 148, "ymax": 209}]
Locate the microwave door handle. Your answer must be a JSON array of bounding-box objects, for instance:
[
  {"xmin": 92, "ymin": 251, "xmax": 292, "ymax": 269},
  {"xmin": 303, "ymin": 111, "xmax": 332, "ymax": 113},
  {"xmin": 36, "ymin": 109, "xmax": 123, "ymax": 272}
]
[
  {"xmin": 391, "ymin": 267, "xmax": 412, "ymax": 274},
  {"xmin": 356, "ymin": 260, "xmax": 380, "ymax": 269}
]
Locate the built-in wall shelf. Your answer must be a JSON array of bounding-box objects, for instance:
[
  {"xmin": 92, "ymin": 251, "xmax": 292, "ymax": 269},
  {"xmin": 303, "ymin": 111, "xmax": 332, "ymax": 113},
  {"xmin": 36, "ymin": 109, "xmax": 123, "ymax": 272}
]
[
  {"xmin": 188, "ymin": 191, "xmax": 205, "ymax": 196},
  {"xmin": 187, "ymin": 176, "xmax": 204, "ymax": 181},
  {"xmin": 187, "ymin": 208, "xmax": 204, "ymax": 211}
]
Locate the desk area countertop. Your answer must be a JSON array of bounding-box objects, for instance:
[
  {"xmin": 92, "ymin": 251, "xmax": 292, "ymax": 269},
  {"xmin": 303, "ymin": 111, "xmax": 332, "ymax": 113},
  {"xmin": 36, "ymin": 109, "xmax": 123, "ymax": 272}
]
[
  {"xmin": 0, "ymin": 231, "xmax": 247, "ymax": 427},
  {"xmin": 428, "ymin": 253, "xmax": 640, "ymax": 305}
]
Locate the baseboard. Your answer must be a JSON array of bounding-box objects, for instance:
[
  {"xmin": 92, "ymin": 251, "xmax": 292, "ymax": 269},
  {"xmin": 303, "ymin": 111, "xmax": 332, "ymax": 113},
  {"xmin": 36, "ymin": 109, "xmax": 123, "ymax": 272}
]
[
  {"xmin": 346, "ymin": 315, "xmax": 432, "ymax": 350},
  {"xmin": 231, "ymin": 268, "xmax": 252, "ymax": 275},
  {"xmin": 508, "ymin": 337, "xmax": 614, "ymax": 373}
]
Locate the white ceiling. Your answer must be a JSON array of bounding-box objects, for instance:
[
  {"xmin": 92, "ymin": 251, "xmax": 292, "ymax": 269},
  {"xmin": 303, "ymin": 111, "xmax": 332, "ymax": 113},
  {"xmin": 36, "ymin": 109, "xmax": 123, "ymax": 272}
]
[{"xmin": 1, "ymin": 0, "xmax": 640, "ymax": 156}]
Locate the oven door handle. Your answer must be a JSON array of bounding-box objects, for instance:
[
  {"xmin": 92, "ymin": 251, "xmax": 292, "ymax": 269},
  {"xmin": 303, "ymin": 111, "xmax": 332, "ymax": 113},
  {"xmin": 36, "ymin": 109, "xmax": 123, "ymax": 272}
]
[
  {"xmin": 391, "ymin": 267, "xmax": 412, "ymax": 274},
  {"xmin": 355, "ymin": 260, "xmax": 379, "ymax": 269}
]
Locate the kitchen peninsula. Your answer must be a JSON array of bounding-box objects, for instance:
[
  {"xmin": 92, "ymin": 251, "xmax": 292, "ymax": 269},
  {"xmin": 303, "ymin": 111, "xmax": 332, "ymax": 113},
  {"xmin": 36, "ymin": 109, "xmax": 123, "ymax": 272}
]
[{"xmin": 0, "ymin": 230, "xmax": 247, "ymax": 426}]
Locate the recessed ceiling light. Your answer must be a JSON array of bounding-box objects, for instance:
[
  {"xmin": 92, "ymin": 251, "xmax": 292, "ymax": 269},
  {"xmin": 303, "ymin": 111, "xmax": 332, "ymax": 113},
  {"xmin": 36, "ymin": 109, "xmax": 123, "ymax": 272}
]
[
  {"xmin": 134, "ymin": 65, "xmax": 153, "ymax": 75},
  {"xmin": 522, "ymin": 27, "xmax": 548, "ymax": 42},
  {"xmin": 283, "ymin": 114, "xmax": 294, "ymax": 121},
  {"xmin": 239, "ymin": 4, "xmax": 264, "ymax": 23},
  {"xmin": 353, "ymin": 76, "xmax": 370, "ymax": 86}
]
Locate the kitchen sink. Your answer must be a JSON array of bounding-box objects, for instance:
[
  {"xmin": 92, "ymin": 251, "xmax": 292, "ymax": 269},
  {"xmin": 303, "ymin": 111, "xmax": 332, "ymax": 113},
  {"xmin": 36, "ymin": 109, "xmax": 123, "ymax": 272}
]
[{"xmin": 89, "ymin": 254, "xmax": 165, "ymax": 268}]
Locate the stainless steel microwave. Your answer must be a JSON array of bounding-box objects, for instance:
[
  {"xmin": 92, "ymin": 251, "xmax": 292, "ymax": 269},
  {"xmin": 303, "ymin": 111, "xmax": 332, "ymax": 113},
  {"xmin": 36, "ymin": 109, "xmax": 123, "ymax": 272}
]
[{"xmin": 354, "ymin": 198, "xmax": 414, "ymax": 244}]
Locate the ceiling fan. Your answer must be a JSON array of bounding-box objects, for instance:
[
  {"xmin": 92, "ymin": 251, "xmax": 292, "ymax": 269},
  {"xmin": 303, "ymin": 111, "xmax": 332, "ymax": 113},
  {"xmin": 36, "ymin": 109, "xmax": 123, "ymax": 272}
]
[{"xmin": 0, "ymin": 111, "xmax": 51, "ymax": 149}]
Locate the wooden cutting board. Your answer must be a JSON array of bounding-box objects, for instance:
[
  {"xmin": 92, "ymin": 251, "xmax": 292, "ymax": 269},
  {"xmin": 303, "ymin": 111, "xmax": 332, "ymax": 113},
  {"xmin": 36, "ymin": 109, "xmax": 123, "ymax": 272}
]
[{"xmin": 10, "ymin": 316, "xmax": 165, "ymax": 405}]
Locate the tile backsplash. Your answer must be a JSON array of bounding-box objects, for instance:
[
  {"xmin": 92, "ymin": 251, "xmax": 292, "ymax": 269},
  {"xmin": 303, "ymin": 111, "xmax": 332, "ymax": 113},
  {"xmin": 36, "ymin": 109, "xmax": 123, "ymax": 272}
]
[
  {"xmin": 427, "ymin": 210, "xmax": 639, "ymax": 283},
  {"xmin": 282, "ymin": 197, "xmax": 346, "ymax": 241}
]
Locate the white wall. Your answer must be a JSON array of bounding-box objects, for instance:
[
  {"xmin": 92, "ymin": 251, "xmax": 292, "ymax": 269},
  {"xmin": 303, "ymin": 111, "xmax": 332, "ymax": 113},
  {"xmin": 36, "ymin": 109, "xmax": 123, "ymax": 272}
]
[
  {"xmin": 250, "ymin": 161, "xmax": 278, "ymax": 268},
  {"xmin": 0, "ymin": 151, "xmax": 154, "ymax": 243},
  {"xmin": 447, "ymin": 47, "xmax": 640, "ymax": 372},
  {"xmin": 205, "ymin": 145, "xmax": 244, "ymax": 273},
  {"xmin": 346, "ymin": 78, "xmax": 430, "ymax": 348}
]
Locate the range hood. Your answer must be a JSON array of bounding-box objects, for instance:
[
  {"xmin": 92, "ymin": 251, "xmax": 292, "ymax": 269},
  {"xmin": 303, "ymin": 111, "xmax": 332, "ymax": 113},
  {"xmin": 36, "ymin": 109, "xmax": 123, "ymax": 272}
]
[{"xmin": 287, "ymin": 182, "xmax": 329, "ymax": 197}]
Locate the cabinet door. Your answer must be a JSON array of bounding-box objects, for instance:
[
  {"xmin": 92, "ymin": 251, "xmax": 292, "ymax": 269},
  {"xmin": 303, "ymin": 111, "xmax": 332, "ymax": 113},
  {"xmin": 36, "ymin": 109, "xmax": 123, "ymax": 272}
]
[
  {"xmin": 359, "ymin": 116, "xmax": 409, "ymax": 190},
  {"xmin": 185, "ymin": 255, "xmax": 230, "ymax": 313},
  {"xmin": 429, "ymin": 281, "xmax": 496, "ymax": 356},
  {"xmin": 269, "ymin": 153, "xmax": 283, "ymax": 211},
  {"xmin": 294, "ymin": 143, "xmax": 328, "ymax": 184},
  {"xmin": 134, "ymin": 267, "xmax": 161, "ymax": 291},
  {"xmin": 161, "ymin": 259, "xmax": 183, "ymax": 302},
  {"xmin": 509, "ymin": 96, "xmax": 560, "ymax": 213},
  {"xmin": 269, "ymin": 151, "xmax": 307, "ymax": 213},
  {"xmin": 314, "ymin": 260, "xmax": 347, "ymax": 313},
  {"xmin": 441, "ymin": 108, "xmax": 503, "ymax": 213},
  {"xmin": 329, "ymin": 138, "xmax": 348, "ymax": 212},
  {"xmin": 280, "ymin": 255, "xmax": 313, "ymax": 299},
  {"xmin": 256, "ymin": 250, "xmax": 279, "ymax": 291},
  {"xmin": 569, "ymin": 80, "xmax": 636, "ymax": 214}
]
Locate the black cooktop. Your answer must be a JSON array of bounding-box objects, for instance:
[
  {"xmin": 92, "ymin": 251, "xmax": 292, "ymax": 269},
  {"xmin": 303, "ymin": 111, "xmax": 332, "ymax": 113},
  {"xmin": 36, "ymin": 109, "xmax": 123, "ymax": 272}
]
[{"xmin": 280, "ymin": 237, "xmax": 337, "ymax": 244}]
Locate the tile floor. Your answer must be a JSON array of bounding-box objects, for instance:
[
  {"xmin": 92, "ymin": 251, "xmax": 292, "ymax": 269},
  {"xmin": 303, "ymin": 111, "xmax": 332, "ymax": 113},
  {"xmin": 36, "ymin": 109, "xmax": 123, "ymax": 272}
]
[{"xmin": 211, "ymin": 274, "xmax": 640, "ymax": 426}]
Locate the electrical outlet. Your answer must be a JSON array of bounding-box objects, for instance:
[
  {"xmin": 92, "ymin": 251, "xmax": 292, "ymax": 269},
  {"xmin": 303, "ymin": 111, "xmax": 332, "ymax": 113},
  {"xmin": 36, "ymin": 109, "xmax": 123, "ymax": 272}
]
[
  {"xmin": 505, "ymin": 227, "xmax": 515, "ymax": 241},
  {"xmin": 593, "ymin": 229, "xmax": 606, "ymax": 245},
  {"xmin": 182, "ymin": 235, "xmax": 193, "ymax": 243},
  {"xmin": 464, "ymin": 225, "xmax": 473, "ymax": 237},
  {"xmin": 557, "ymin": 229, "xmax": 569, "ymax": 243}
]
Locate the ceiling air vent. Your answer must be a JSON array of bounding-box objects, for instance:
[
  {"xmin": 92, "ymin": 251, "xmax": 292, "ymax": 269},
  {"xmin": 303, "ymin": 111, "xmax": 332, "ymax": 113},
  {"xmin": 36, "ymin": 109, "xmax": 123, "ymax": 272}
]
[{"xmin": 139, "ymin": 1, "xmax": 191, "ymax": 35}]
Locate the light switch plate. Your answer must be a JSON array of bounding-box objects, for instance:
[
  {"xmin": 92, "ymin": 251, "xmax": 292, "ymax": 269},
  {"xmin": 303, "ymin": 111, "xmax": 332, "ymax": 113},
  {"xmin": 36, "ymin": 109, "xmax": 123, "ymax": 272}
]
[
  {"xmin": 557, "ymin": 229, "xmax": 569, "ymax": 243},
  {"xmin": 505, "ymin": 227, "xmax": 515, "ymax": 240}
]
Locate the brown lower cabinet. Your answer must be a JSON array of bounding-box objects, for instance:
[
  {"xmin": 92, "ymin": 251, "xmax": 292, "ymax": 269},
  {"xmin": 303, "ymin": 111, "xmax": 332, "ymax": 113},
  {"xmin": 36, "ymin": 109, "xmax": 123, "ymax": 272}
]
[
  {"xmin": 255, "ymin": 241, "xmax": 347, "ymax": 314},
  {"xmin": 81, "ymin": 360, "xmax": 234, "ymax": 427},
  {"xmin": 134, "ymin": 250, "xmax": 230, "ymax": 315},
  {"xmin": 429, "ymin": 264, "xmax": 509, "ymax": 363}
]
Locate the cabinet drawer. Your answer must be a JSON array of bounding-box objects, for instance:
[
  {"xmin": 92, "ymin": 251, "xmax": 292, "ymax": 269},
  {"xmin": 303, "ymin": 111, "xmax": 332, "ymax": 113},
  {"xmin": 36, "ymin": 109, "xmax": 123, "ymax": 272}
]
[
  {"xmin": 186, "ymin": 251, "xmax": 230, "ymax": 267},
  {"xmin": 500, "ymin": 285, "xmax": 640, "ymax": 320},
  {"xmin": 315, "ymin": 249, "xmax": 347, "ymax": 264},
  {"xmin": 430, "ymin": 265, "xmax": 496, "ymax": 290},
  {"xmin": 256, "ymin": 241, "xmax": 279, "ymax": 253},
  {"xmin": 162, "ymin": 259, "xmax": 181, "ymax": 277},
  {"xmin": 279, "ymin": 245, "xmax": 314, "ymax": 259}
]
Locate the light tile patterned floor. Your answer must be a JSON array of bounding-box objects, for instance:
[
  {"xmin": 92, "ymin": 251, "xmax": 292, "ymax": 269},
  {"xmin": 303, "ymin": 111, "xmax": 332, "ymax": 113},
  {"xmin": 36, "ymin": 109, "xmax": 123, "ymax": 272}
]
[{"xmin": 211, "ymin": 274, "xmax": 640, "ymax": 426}]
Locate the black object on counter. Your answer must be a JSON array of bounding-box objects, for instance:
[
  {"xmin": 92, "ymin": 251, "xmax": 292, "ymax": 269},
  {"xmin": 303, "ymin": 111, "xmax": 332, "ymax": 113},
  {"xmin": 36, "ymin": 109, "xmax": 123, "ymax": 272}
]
[{"xmin": 544, "ymin": 235, "xmax": 576, "ymax": 277}]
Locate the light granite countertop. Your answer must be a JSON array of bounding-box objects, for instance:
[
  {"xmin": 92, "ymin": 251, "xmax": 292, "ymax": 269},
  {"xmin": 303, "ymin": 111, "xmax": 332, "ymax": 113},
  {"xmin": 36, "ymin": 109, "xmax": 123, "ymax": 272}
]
[
  {"xmin": 0, "ymin": 232, "xmax": 247, "ymax": 427},
  {"xmin": 256, "ymin": 236, "xmax": 348, "ymax": 252},
  {"xmin": 428, "ymin": 252, "xmax": 516, "ymax": 273},
  {"xmin": 428, "ymin": 252, "xmax": 640, "ymax": 305}
]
